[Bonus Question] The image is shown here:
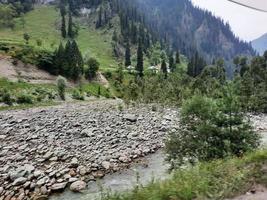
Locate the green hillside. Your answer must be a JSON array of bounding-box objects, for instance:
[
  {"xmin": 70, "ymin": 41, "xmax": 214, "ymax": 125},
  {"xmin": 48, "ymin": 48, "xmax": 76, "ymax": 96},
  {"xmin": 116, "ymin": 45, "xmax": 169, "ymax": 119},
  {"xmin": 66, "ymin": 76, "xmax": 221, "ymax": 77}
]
[{"xmin": 0, "ymin": 5, "xmax": 118, "ymax": 71}]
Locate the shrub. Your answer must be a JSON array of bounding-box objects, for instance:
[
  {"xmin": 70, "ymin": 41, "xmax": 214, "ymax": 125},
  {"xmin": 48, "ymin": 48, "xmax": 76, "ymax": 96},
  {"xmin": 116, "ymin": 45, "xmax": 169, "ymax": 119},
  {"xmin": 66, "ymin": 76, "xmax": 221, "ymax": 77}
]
[
  {"xmin": 165, "ymin": 85, "xmax": 260, "ymax": 169},
  {"xmin": 85, "ymin": 58, "xmax": 100, "ymax": 81},
  {"xmin": 1, "ymin": 89, "xmax": 13, "ymax": 105},
  {"xmin": 16, "ymin": 91, "xmax": 33, "ymax": 104},
  {"xmin": 57, "ymin": 76, "xmax": 67, "ymax": 100},
  {"xmin": 72, "ymin": 89, "xmax": 84, "ymax": 101}
]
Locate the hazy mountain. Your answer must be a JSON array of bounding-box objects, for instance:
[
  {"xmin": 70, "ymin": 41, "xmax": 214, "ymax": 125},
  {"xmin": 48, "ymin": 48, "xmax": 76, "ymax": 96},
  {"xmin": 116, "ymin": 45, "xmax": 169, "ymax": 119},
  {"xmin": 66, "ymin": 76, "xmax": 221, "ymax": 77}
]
[{"xmin": 252, "ymin": 33, "xmax": 267, "ymax": 55}]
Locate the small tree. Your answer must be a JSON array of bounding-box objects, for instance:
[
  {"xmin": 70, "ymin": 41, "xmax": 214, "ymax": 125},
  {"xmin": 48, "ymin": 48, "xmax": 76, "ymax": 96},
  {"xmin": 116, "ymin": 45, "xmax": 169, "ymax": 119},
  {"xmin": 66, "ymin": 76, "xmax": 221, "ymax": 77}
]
[
  {"xmin": 136, "ymin": 40, "xmax": 144, "ymax": 77},
  {"xmin": 165, "ymin": 86, "xmax": 260, "ymax": 169},
  {"xmin": 23, "ymin": 33, "xmax": 30, "ymax": 44},
  {"xmin": 117, "ymin": 63, "xmax": 124, "ymax": 84},
  {"xmin": 125, "ymin": 41, "xmax": 131, "ymax": 67},
  {"xmin": 57, "ymin": 76, "xmax": 67, "ymax": 100},
  {"xmin": 85, "ymin": 58, "xmax": 100, "ymax": 81},
  {"xmin": 161, "ymin": 59, "xmax": 167, "ymax": 79}
]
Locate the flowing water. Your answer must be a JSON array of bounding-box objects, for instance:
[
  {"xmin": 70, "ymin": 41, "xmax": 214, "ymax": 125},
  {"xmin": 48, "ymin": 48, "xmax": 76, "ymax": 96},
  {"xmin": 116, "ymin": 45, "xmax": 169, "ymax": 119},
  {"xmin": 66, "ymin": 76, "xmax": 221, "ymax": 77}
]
[
  {"xmin": 50, "ymin": 151, "xmax": 169, "ymax": 200},
  {"xmin": 50, "ymin": 131, "xmax": 267, "ymax": 200}
]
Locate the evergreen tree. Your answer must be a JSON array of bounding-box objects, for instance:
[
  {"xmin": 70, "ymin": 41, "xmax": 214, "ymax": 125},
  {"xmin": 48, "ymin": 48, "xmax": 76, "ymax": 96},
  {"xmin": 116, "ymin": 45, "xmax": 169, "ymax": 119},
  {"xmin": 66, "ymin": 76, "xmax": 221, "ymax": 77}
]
[
  {"xmin": 161, "ymin": 59, "xmax": 168, "ymax": 79},
  {"xmin": 240, "ymin": 57, "xmax": 248, "ymax": 77},
  {"xmin": 54, "ymin": 42, "xmax": 65, "ymax": 75},
  {"xmin": 67, "ymin": 11, "xmax": 74, "ymax": 38},
  {"xmin": 169, "ymin": 53, "xmax": 175, "ymax": 73},
  {"xmin": 71, "ymin": 40, "xmax": 84, "ymax": 81},
  {"xmin": 175, "ymin": 51, "xmax": 180, "ymax": 64},
  {"xmin": 61, "ymin": 14, "xmax": 67, "ymax": 38},
  {"xmin": 96, "ymin": 6, "xmax": 102, "ymax": 28},
  {"xmin": 59, "ymin": 0, "xmax": 67, "ymax": 38},
  {"xmin": 125, "ymin": 41, "xmax": 131, "ymax": 67},
  {"xmin": 64, "ymin": 40, "xmax": 72, "ymax": 77},
  {"xmin": 136, "ymin": 40, "xmax": 144, "ymax": 77}
]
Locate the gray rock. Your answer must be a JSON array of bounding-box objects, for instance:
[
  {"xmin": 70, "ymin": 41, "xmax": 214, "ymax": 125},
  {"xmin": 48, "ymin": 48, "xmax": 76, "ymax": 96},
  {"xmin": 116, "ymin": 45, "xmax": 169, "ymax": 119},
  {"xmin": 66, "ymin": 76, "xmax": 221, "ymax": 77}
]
[
  {"xmin": 70, "ymin": 157, "xmax": 79, "ymax": 168},
  {"xmin": 0, "ymin": 187, "xmax": 3, "ymax": 194},
  {"xmin": 70, "ymin": 181, "xmax": 86, "ymax": 192},
  {"xmin": 37, "ymin": 176, "xmax": 49, "ymax": 187},
  {"xmin": 51, "ymin": 182, "xmax": 67, "ymax": 191},
  {"xmin": 13, "ymin": 177, "xmax": 27, "ymax": 186},
  {"xmin": 101, "ymin": 161, "xmax": 111, "ymax": 170},
  {"xmin": 43, "ymin": 152, "xmax": 53, "ymax": 160},
  {"xmin": 81, "ymin": 129, "xmax": 95, "ymax": 137},
  {"xmin": 9, "ymin": 168, "xmax": 26, "ymax": 181},
  {"xmin": 123, "ymin": 114, "xmax": 137, "ymax": 122}
]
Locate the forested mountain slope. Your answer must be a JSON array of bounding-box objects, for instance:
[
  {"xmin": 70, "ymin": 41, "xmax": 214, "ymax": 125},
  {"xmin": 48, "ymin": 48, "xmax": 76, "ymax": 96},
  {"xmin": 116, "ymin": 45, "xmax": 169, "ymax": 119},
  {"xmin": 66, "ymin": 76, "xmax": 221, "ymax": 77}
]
[{"xmin": 134, "ymin": 0, "xmax": 255, "ymax": 61}]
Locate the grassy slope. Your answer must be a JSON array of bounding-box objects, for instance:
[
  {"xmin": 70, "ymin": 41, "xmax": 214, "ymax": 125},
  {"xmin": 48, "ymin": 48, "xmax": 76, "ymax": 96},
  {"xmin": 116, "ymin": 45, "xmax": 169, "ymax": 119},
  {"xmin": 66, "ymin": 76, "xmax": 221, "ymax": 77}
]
[
  {"xmin": 103, "ymin": 150, "xmax": 267, "ymax": 200},
  {"xmin": 0, "ymin": 6, "xmax": 118, "ymax": 71}
]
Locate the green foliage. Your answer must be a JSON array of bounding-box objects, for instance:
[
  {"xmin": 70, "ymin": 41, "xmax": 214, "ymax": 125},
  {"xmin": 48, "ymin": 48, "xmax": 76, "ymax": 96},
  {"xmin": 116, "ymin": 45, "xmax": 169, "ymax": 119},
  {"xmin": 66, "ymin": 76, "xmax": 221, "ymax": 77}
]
[
  {"xmin": 53, "ymin": 40, "xmax": 84, "ymax": 80},
  {"xmin": 85, "ymin": 58, "xmax": 100, "ymax": 81},
  {"xmin": 23, "ymin": 33, "xmax": 30, "ymax": 44},
  {"xmin": 165, "ymin": 86, "xmax": 260, "ymax": 168},
  {"xmin": 72, "ymin": 88, "xmax": 84, "ymax": 100},
  {"xmin": 16, "ymin": 91, "xmax": 33, "ymax": 104},
  {"xmin": 57, "ymin": 76, "xmax": 67, "ymax": 100},
  {"xmin": 0, "ymin": 4, "xmax": 16, "ymax": 28},
  {"xmin": 0, "ymin": 89, "xmax": 13, "ymax": 105}
]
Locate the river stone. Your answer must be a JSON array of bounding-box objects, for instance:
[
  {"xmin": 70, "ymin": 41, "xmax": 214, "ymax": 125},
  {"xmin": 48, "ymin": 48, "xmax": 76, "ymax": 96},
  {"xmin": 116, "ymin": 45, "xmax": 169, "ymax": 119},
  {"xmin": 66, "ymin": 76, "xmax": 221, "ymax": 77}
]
[
  {"xmin": 13, "ymin": 177, "xmax": 27, "ymax": 186},
  {"xmin": 51, "ymin": 182, "xmax": 67, "ymax": 191},
  {"xmin": 9, "ymin": 168, "xmax": 26, "ymax": 181},
  {"xmin": 43, "ymin": 152, "xmax": 53, "ymax": 160},
  {"xmin": 0, "ymin": 187, "xmax": 3, "ymax": 194},
  {"xmin": 101, "ymin": 161, "xmax": 111, "ymax": 170},
  {"xmin": 70, "ymin": 157, "xmax": 79, "ymax": 168},
  {"xmin": 123, "ymin": 114, "xmax": 137, "ymax": 122},
  {"xmin": 70, "ymin": 181, "xmax": 87, "ymax": 192},
  {"xmin": 81, "ymin": 129, "xmax": 95, "ymax": 137}
]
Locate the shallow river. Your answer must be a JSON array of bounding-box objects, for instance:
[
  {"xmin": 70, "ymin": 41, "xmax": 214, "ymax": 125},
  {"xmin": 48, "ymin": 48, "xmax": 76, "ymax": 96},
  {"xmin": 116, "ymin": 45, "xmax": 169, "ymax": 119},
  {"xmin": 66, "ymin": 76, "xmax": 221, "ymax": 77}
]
[
  {"xmin": 50, "ymin": 151, "xmax": 169, "ymax": 200},
  {"xmin": 51, "ymin": 132, "xmax": 267, "ymax": 200}
]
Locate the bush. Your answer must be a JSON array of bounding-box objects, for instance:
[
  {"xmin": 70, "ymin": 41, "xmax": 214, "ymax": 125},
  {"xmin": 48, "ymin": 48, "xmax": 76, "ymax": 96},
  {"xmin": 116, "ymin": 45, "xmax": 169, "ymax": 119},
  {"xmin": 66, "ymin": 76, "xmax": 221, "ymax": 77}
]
[
  {"xmin": 85, "ymin": 58, "xmax": 100, "ymax": 81},
  {"xmin": 57, "ymin": 76, "xmax": 67, "ymax": 100},
  {"xmin": 165, "ymin": 85, "xmax": 260, "ymax": 169},
  {"xmin": 16, "ymin": 91, "xmax": 34, "ymax": 104},
  {"xmin": 72, "ymin": 89, "xmax": 84, "ymax": 100},
  {"xmin": 1, "ymin": 89, "xmax": 13, "ymax": 105}
]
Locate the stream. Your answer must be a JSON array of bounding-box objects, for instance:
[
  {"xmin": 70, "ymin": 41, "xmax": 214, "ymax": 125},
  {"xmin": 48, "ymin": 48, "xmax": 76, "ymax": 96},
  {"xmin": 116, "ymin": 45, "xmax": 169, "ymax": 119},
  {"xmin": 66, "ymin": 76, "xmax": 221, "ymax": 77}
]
[
  {"xmin": 50, "ymin": 151, "xmax": 169, "ymax": 200},
  {"xmin": 50, "ymin": 131, "xmax": 267, "ymax": 200}
]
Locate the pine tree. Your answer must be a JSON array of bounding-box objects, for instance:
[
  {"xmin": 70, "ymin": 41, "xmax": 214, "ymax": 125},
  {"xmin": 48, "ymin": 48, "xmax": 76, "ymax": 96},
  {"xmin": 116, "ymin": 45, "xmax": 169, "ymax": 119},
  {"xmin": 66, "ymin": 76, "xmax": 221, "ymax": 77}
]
[
  {"xmin": 54, "ymin": 42, "xmax": 65, "ymax": 75},
  {"xmin": 59, "ymin": 0, "xmax": 67, "ymax": 38},
  {"xmin": 71, "ymin": 40, "xmax": 84, "ymax": 81},
  {"xmin": 64, "ymin": 40, "xmax": 72, "ymax": 78},
  {"xmin": 68, "ymin": 11, "xmax": 74, "ymax": 38},
  {"xmin": 161, "ymin": 59, "xmax": 168, "ymax": 79},
  {"xmin": 169, "ymin": 53, "xmax": 175, "ymax": 73},
  {"xmin": 136, "ymin": 39, "xmax": 144, "ymax": 77},
  {"xmin": 61, "ymin": 15, "xmax": 67, "ymax": 38},
  {"xmin": 125, "ymin": 41, "xmax": 131, "ymax": 67},
  {"xmin": 175, "ymin": 51, "xmax": 180, "ymax": 64}
]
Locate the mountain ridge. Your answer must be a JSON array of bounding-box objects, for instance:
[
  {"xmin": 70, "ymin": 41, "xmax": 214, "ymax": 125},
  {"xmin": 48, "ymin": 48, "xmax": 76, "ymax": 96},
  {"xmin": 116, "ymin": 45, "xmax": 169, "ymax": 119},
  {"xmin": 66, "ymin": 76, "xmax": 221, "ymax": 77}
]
[{"xmin": 252, "ymin": 33, "xmax": 267, "ymax": 55}]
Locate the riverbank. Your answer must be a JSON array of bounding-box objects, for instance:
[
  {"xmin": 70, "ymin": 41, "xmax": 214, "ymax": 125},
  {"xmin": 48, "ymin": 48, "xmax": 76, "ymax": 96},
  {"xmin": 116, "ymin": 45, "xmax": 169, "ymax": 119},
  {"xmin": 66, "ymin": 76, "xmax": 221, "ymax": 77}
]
[{"xmin": 0, "ymin": 100, "xmax": 179, "ymax": 199}]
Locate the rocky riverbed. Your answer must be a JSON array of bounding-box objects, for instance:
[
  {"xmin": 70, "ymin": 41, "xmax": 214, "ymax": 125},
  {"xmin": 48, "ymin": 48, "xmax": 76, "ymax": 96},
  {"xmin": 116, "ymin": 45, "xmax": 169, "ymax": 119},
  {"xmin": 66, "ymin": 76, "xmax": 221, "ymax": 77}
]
[{"xmin": 0, "ymin": 100, "xmax": 179, "ymax": 200}]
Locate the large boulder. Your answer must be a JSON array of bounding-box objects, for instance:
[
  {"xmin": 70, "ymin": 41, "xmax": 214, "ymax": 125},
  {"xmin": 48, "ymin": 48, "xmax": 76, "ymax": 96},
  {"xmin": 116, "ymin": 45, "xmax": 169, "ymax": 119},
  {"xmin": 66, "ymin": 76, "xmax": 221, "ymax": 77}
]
[{"xmin": 70, "ymin": 181, "xmax": 87, "ymax": 192}]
